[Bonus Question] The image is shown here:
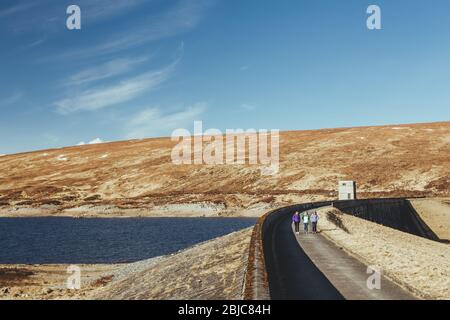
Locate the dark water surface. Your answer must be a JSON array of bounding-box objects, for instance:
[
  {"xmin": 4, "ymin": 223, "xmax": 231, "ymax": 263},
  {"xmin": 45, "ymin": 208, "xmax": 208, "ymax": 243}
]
[{"xmin": 0, "ymin": 217, "xmax": 256, "ymax": 264}]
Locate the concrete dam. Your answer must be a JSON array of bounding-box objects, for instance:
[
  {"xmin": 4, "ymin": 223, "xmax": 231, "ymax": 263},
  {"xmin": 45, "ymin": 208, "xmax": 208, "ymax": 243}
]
[
  {"xmin": 332, "ymin": 198, "xmax": 439, "ymax": 241},
  {"xmin": 244, "ymin": 198, "xmax": 437, "ymax": 300}
]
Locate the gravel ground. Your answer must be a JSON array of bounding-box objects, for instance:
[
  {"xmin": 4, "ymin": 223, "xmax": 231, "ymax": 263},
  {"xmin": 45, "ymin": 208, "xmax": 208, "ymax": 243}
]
[
  {"xmin": 409, "ymin": 198, "xmax": 450, "ymax": 241},
  {"xmin": 90, "ymin": 228, "xmax": 253, "ymax": 300}
]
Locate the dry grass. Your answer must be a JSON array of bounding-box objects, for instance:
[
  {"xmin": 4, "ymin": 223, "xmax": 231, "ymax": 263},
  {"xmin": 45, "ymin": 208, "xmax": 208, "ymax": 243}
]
[{"xmin": 1, "ymin": 121, "xmax": 450, "ymax": 216}]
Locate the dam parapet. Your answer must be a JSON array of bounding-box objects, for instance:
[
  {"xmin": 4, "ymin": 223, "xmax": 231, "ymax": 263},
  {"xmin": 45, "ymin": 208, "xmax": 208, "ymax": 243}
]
[
  {"xmin": 243, "ymin": 201, "xmax": 331, "ymax": 299},
  {"xmin": 332, "ymin": 198, "xmax": 439, "ymax": 241}
]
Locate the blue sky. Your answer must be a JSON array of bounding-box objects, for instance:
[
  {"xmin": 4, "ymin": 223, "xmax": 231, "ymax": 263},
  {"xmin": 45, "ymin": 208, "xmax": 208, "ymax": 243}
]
[{"xmin": 1, "ymin": 0, "xmax": 450, "ymax": 154}]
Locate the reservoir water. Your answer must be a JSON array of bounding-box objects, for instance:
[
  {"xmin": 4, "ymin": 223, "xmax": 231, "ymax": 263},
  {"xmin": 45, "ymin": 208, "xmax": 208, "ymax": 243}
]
[{"xmin": 0, "ymin": 217, "xmax": 256, "ymax": 264}]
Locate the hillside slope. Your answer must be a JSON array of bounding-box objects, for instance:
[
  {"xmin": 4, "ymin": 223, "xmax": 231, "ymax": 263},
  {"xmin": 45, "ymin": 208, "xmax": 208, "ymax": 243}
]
[{"xmin": 1, "ymin": 121, "xmax": 450, "ymax": 217}]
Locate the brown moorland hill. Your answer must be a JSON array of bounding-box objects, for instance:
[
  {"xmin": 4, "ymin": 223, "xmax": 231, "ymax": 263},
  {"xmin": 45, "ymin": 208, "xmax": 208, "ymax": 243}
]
[{"xmin": 1, "ymin": 121, "xmax": 449, "ymax": 217}]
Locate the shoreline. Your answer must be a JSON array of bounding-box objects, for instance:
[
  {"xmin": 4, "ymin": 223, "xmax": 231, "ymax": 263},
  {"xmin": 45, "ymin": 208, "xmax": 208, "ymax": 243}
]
[
  {"xmin": 3, "ymin": 194, "xmax": 447, "ymax": 219},
  {"xmin": 0, "ymin": 228, "xmax": 253, "ymax": 300},
  {"xmin": 0, "ymin": 202, "xmax": 285, "ymax": 219},
  {"xmin": 0, "ymin": 214, "xmax": 260, "ymax": 219}
]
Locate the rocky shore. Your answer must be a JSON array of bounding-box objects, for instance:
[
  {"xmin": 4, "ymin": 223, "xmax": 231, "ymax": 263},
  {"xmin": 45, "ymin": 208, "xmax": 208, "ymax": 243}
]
[{"xmin": 0, "ymin": 228, "xmax": 252, "ymax": 300}]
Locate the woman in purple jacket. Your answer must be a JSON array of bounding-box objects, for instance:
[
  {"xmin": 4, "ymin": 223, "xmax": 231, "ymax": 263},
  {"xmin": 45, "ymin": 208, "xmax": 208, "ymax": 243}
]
[{"xmin": 292, "ymin": 211, "xmax": 300, "ymax": 234}]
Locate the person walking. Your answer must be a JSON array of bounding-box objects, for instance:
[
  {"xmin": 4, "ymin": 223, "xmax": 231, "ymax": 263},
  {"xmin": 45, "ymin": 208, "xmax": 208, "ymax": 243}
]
[
  {"xmin": 302, "ymin": 211, "xmax": 309, "ymax": 233},
  {"xmin": 311, "ymin": 211, "xmax": 319, "ymax": 233},
  {"xmin": 292, "ymin": 211, "xmax": 300, "ymax": 234}
]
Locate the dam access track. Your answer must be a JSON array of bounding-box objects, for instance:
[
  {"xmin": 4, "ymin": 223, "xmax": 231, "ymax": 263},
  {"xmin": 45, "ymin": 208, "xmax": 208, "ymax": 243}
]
[{"xmin": 244, "ymin": 198, "xmax": 440, "ymax": 300}]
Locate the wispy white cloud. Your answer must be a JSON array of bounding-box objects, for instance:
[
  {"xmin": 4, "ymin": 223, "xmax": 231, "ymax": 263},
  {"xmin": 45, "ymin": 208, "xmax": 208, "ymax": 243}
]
[
  {"xmin": 0, "ymin": 2, "xmax": 37, "ymax": 18},
  {"xmin": 88, "ymin": 138, "xmax": 105, "ymax": 144},
  {"xmin": 59, "ymin": 0, "xmax": 213, "ymax": 59},
  {"xmin": 239, "ymin": 103, "xmax": 256, "ymax": 112},
  {"xmin": 3, "ymin": 0, "xmax": 146, "ymax": 37},
  {"xmin": 125, "ymin": 103, "xmax": 207, "ymax": 139},
  {"xmin": 0, "ymin": 92, "xmax": 23, "ymax": 107},
  {"xmin": 77, "ymin": 138, "xmax": 106, "ymax": 146},
  {"xmin": 80, "ymin": 0, "xmax": 146, "ymax": 22},
  {"xmin": 66, "ymin": 56, "xmax": 150, "ymax": 86},
  {"xmin": 23, "ymin": 38, "xmax": 46, "ymax": 50},
  {"xmin": 42, "ymin": 133, "xmax": 60, "ymax": 144},
  {"xmin": 55, "ymin": 60, "xmax": 178, "ymax": 114}
]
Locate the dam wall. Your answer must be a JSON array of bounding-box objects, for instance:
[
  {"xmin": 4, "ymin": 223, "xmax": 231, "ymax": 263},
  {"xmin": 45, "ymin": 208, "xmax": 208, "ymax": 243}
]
[{"xmin": 332, "ymin": 198, "xmax": 439, "ymax": 240}]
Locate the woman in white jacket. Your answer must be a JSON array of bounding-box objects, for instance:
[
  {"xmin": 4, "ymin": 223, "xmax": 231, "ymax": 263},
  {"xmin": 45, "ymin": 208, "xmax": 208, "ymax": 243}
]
[{"xmin": 302, "ymin": 212, "xmax": 310, "ymax": 233}]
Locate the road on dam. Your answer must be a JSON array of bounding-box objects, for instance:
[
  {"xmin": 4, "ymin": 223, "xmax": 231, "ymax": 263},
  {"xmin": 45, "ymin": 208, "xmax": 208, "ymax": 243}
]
[{"xmin": 264, "ymin": 206, "xmax": 416, "ymax": 300}]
